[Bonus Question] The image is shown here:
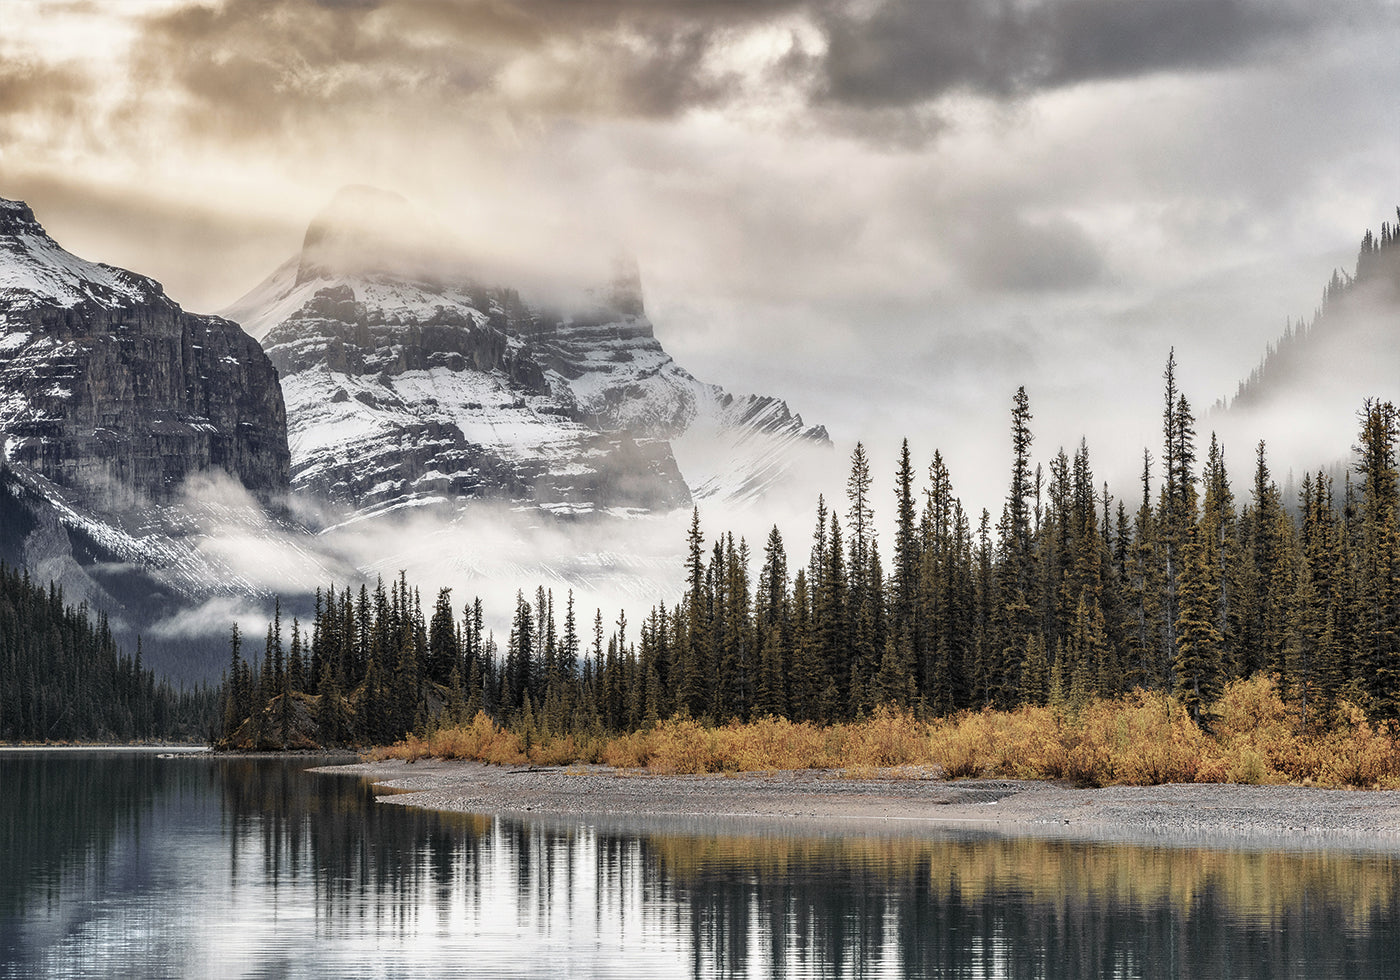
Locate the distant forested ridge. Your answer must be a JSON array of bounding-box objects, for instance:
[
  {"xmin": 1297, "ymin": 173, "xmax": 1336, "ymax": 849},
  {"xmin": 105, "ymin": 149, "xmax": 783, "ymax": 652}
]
[
  {"xmin": 217, "ymin": 350, "xmax": 1400, "ymax": 750},
  {"xmin": 1223, "ymin": 208, "xmax": 1400, "ymax": 414},
  {"xmin": 0, "ymin": 563, "xmax": 217, "ymax": 742}
]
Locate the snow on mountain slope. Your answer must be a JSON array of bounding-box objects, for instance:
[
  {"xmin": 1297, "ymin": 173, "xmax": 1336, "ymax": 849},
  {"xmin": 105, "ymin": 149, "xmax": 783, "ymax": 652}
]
[
  {"xmin": 225, "ymin": 186, "xmax": 828, "ymax": 520},
  {"xmin": 0, "ymin": 199, "xmax": 154, "ymax": 314},
  {"xmin": 0, "ymin": 196, "xmax": 305, "ymax": 676},
  {"xmin": 0, "ymin": 196, "xmax": 289, "ymax": 509}
]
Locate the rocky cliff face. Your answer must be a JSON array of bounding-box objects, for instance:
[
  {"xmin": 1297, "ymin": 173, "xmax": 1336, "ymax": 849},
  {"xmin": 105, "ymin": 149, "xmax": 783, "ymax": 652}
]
[
  {"xmin": 0, "ymin": 198, "xmax": 289, "ymax": 506},
  {"xmin": 226, "ymin": 186, "xmax": 827, "ymax": 520},
  {"xmin": 256, "ymin": 276, "xmax": 689, "ymax": 515},
  {"xmin": 0, "ymin": 196, "xmax": 298, "ymax": 680}
]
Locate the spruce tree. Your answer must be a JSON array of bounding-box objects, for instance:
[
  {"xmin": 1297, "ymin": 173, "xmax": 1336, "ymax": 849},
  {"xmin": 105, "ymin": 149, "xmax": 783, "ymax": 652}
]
[
  {"xmin": 1356, "ymin": 399, "xmax": 1400, "ymax": 716},
  {"xmin": 1174, "ymin": 524, "xmax": 1222, "ymax": 722}
]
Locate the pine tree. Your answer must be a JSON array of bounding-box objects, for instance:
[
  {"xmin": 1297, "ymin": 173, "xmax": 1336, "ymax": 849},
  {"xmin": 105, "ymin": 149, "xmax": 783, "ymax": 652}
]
[
  {"xmin": 223, "ymin": 623, "xmax": 245, "ymax": 738},
  {"xmin": 891, "ymin": 439, "xmax": 919, "ymax": 668},
  {"xmin": 428, "ymin": 587, "xmax": 458, "ymax": 686},
  {"xmin": 678, "ymin": 508, "xmax": 711, "ymax": 717},
  {"xmin": 1201, "ymin": 434, "xmax": 1242, "ymax": 682},
  {"xmin": 1355, "ymin": 399, "xmax": 1400, "ymax": 716},
  {"xmin": 1174, "ymin": 524, "xmax": 1222, "ymax": 722}
]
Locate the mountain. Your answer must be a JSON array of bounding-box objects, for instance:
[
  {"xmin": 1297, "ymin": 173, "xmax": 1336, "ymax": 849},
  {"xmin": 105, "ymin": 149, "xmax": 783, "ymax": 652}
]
[
  {"xmin": 0, "ymin": 198, "xmax": 289, "ymax": 505},
  {"xmin": 223, "ymin": 186, "xmax": 828, "ymax": 521},
  {"xmin": 0, "ymin": 188, "xmax": 828, "ymax": 680},
  {"xmin": 0, "ymin": 196, "xmax": 295, "ymax": 676},
  {"xmin": 1220, "ymin": 209, "xmax": 1400, "ymax": 417}
]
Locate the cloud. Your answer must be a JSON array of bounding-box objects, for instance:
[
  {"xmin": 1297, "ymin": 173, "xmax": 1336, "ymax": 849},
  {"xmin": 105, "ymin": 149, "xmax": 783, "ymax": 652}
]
[
  {"xmin": 0, "ymin": 59, "xmax": 90, "ymax": 116},
  {"xmin": 0, "ymin": 169, "xmax": 301, "ymax": 313},
  {"xmin": 818, "ymin": 0, "xmax": 1360, "ymax": 108},
  {"xmin": 146, "ymin": 594, "xmax": 273, "ymax": 640},
  {"xmin": 953, "ymin": 209, "xmax": 1106, "ymax": 292},
  {"xmin": 3, "ymin": 0, "xmax": 1398, "ymax": 544},
  {"xmin": 125, "ymin": 0, "xmax": 811, "ymax": 145}
]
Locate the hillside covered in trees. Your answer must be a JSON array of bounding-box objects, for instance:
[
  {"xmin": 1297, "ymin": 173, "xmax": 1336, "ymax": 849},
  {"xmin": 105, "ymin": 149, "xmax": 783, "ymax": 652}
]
[
  {"xmin": 216, "ymin": 350, "xmax": 1400, "ymax": 752},
  {"xmin": 1223, "ymin": 209, "xmax": 1400, "ymax": 414},
  {"xmin": 0, "ymin": 563, "xmax": 218, "ymax": 742}
]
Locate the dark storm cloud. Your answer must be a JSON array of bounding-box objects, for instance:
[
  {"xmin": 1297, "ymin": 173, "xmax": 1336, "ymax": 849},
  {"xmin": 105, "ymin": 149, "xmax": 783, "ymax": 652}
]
[
  {"xmin": 120, "ymin": 0, "xmax": 1396, "ymax": 154},
  {"xmin": 819, "ymin": 0, "xmax": 1356, "ymax": 107},
  {"xmin": 129, "ymin": 0, "xmax": 808, "ymax": 140},
  {"xmin": 132, "ymin": 0, "xmax": 465, "ymax": 139}
]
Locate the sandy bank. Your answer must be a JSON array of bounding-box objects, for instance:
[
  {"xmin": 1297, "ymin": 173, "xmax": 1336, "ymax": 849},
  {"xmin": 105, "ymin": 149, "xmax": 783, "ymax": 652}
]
[{"xmin": 317, "ymin": 760, "xmax": 1400, "ymax": 848}]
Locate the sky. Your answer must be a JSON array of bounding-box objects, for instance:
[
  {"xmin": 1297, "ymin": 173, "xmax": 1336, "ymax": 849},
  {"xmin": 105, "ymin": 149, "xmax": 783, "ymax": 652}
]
[{"xmin": 3, "ymin": 0, "xmax": 1400, "ymax": 523}]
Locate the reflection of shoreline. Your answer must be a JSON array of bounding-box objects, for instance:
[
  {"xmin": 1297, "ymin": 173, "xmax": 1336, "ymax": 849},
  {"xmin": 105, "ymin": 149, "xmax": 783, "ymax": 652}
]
[
  {"xmin": 7, "ymin": 752, "xmax": 1400, "ymax": 979},
  {"xmin": 0, "ymin": 744, "xmax": 210, "ymax": 752},
  {"xmin": 325, "ymin": 759, "xmax": 1400, "ymax": 851}
]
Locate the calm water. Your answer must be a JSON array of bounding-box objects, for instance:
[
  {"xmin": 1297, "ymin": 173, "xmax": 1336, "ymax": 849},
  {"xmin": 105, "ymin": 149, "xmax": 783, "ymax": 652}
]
[{"xmin": 2, "ymin": 751, "xmax": 1399, "ymax": 979}]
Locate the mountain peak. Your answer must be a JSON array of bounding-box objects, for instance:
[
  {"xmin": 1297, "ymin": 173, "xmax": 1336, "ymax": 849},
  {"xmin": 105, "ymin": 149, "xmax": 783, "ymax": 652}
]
[
  {"xmin": 0, "ymin": 196, "xmax": 156, "ymax": 310},
  {"xmin": 0, "ymin": 198, "xmax": 43, "ymax": 237},
  {"xmin": 296, "ymin": 185, "xmax": 441, "ymax": 285},
  {"xmin": 606, "ymin": 252, "xmax": 645, "ymax": 317}
]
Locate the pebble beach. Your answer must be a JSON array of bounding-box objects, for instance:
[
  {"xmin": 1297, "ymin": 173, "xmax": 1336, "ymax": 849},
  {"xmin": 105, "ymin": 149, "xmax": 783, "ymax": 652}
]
[{"xmin": 319, "ymin": 759, "xmax": 1400, "ymax": 847}]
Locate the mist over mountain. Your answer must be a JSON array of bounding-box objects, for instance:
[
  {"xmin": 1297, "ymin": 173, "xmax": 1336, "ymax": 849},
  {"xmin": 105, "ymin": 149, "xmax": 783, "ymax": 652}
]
[
  {"xmin": 0, "ymin": 191, "xmax": 831, "ymax": 679},
  {"xmin": 223, "ymin": 186, "xmax": 829, "ymax": 522},
  {"xmin": 1224, "ymin": 208, "xmax": 1400, "ymax": 414},
  {"xmin": 0, "ymin": 196, "xmax": 300, "ymax": 676},
  {"xmin": 1211, "ymin": 207, "xmax": 1400, "ymax": 482}
]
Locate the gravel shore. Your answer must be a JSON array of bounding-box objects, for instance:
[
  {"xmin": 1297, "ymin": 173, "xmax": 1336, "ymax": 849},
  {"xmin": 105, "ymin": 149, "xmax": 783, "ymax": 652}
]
[{"xmin": 317, "ymin": 759, "xmax": 1400, "ymax": 848}]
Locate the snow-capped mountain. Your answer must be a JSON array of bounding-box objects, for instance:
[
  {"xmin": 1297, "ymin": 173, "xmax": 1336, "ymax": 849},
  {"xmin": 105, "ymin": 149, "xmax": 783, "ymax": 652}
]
[
  {"xmin": 0, "ymin": 197, "xmax": 289, "ymax": 507},
  {"xmin": 0, "ymin": 196, "xmax": 288, "ymax": 509},
  {"xmin": 224, "ymin": 186, "xmax": 828, "ymax": 521},
  {"xmin": 0, "ymin": 196, "xmax": 301, "ymax": 675},
  {"xmin": 0, "ymin": 188, "xmax": 829, "ymax": 679}
]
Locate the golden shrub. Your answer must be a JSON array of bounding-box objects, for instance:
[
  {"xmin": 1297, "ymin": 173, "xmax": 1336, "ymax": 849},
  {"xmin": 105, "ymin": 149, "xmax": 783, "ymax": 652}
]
[
  {"xmin": 839, "ymin": 707, "xmax": 931, "ymax": 768},
  {"xmin": 600, "ymin": 729, "xmax": 652, "ymax": 769},
  {"xmin": 377, "ymin": 711, "xmax": 527, "ymax": 766}
]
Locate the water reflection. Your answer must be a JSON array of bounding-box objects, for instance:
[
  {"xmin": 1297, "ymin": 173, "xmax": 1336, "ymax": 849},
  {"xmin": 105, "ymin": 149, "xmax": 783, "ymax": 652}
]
[{"xmin": 2, "ymin": 751, "xmax": 1399, "ymax": 979}]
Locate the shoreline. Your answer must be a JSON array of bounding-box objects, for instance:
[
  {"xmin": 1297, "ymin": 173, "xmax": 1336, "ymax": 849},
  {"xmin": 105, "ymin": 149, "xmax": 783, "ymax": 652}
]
[{"xmin": 319, "ymin": 759, "xmax": 1400, "ymax": 849}]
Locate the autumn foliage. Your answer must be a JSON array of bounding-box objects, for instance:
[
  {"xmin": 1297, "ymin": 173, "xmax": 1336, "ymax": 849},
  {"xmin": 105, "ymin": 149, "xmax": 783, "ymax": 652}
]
[{"xmin": 376, "ymin": 677, "xmax": 1400, "ymax": 789}]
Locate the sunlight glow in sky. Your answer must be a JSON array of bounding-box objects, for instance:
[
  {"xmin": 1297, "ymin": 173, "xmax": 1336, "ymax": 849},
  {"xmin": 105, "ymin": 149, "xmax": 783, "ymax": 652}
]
[{"xmin": 4, "ymin": 0, "xmax": 1400, "ymax": 513}]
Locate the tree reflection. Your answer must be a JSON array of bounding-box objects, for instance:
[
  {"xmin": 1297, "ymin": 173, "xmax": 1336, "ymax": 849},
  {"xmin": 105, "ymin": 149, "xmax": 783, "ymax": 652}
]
[
  {"xmin": 214, "ymin": 758, "xmax": 1400, "ymax": 980},
  {"xmin": 6, "ymin": 753, "xmax": 1398, "ymax": 979}
]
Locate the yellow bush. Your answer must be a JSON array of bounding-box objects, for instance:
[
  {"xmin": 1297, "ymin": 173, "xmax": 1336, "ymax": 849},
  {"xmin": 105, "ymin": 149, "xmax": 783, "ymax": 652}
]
[
  {"xmin": 1211, "ymin": 675, "xmax": 1297, "ymax": 782},
  {"xmin": 924, "ymin": 695, "xmax": 1220, "ymax": 786},
  {"xmin": 927, "ymin": 713, "xmax": 986, "ymax": 778},
  {"xmin": 371, "ymin": 684, "xmax": 1400, "ymax": 790},
  {"xmin": 1071, "ymin": 692, "xmax": 1217, "ymax": 786},
  {"xmin": 926, "ymin": 706, "xmax": 1073, "ymax": 781},
  {"xmin": 709, "ymin": 716, "xmax": 833, "ymax": 772},
  {"xmin": 378, "ymin": 711, "xmax": 527, "ymax": 766},
  {"xmin": 601, "ymin": 729, "xmax": 653, "ymax": 769},
  {"xmin": 840, "ymin": 707, "xmax": 930, "ymax": 768},
  {"xmin": 1315, "ymin": 704, "xmax": 1400, "ymax": 788},
  {"xmin": 646, "ymin": 717, "xmax": 721, "ymax": 773}
]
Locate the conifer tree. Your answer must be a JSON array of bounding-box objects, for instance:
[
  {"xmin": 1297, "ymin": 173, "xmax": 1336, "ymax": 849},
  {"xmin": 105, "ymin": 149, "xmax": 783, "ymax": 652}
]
[
  {"xmin": 223, "ymin": 623, "xmax": 245, "ymax": 737},
  {"xmin": 788, "ymin": 570, "xmax": 820, "ymax": 720},
  {"xmin": 428, "ymin": 588, "xmax": 458, "ymax": 686},
  {"xmin": 1174, "ymin": 524, "xmax": 1222, "ymax": 722},
  {"xmin": 1355, "ymin": 399, "xmax": 1400, "ymax": 716},
  {"xmin": 679, "ymin": 507, "xmax": 711, "ymax": 717},
  {"xmin": 891, "ymin": 439, "xmax": 920, "ymax": 660}
]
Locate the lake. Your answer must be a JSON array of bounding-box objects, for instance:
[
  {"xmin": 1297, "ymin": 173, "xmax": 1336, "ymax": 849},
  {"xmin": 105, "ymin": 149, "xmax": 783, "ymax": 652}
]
[{"xmin": 2, "ymin": 750, "xmax": 1398, "ymax": 978}]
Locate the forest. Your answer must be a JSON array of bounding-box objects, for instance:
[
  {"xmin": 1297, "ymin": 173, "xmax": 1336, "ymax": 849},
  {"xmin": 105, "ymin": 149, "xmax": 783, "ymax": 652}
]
[
  {"xmin": 214, "ymin": 350, "xmax": 1400, "ymax": 770},
  {"xmin": 0, "ymin": 563, "xmax": 218, "ymax": 742}
]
